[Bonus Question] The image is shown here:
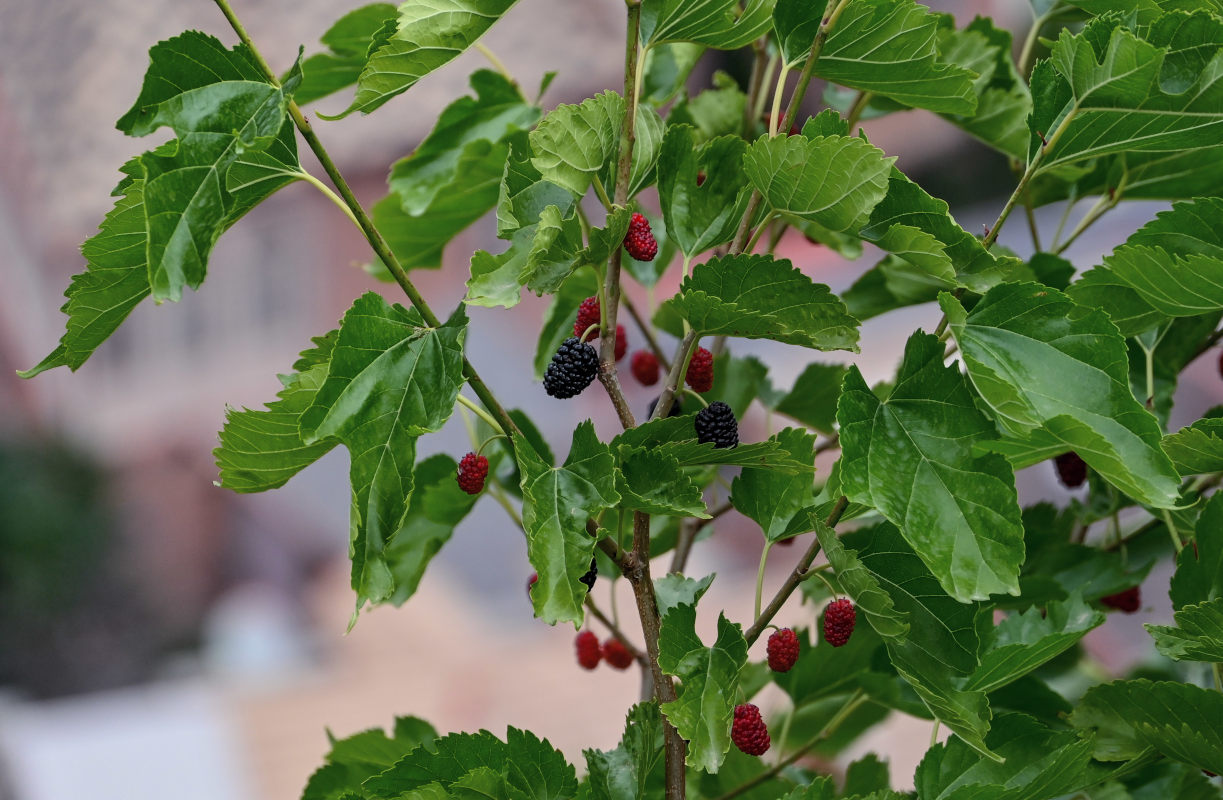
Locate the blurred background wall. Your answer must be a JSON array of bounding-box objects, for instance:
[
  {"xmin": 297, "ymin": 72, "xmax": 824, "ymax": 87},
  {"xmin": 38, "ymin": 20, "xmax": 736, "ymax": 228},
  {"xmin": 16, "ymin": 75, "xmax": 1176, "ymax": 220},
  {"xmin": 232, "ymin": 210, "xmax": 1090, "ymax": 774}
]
[{"xmin": 0, "ymin": 1, "xmax": 1216, "ymax": 798}]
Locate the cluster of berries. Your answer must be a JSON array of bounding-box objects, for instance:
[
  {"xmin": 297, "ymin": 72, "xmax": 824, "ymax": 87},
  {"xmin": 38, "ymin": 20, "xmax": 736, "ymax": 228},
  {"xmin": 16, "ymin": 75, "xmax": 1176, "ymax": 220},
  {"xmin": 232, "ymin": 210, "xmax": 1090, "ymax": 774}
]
[{"xmin": 575, "ymin": 630, "xmax": 635, "ymax": 671}]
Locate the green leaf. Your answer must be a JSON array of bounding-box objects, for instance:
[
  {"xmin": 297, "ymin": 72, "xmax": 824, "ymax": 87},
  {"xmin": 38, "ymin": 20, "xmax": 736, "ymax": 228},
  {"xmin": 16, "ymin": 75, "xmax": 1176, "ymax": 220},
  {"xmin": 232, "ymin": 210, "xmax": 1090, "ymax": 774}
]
[
  {"xmin": 640, "ymin": 0, "xmax": 775, "ymax": 49},
  {"xmin": 302, "ymin": 715, "xmax": 437, "ymax": 800},
  {"xmin": 583, "ymin": 703, "xmax": 666, "ymax": 800},
  {"xmin": 325, "ymin": 0, "xmax": 521, "ymax": 118},
  {"xmin": 117, "ymin": 31, "xmax": 303, "ymax": 302},
  {"xmin": 299, "ymin": 294, "xmax": 467, "ymax": 609},
  {"xmin": 1066, "ymin": 267, "xmax": 1166, "ymax": 337},
  {"xmin": 861, "ymin": 171, "xmax": 1023, "ymax": 294},
  {"xmin": 965, "ymin": 595, "xmax": 1105, "ymax": 692},
  {"xmin": 774, "ymin": 625, "xmax": 883, "ymax": 710},
  {"xmin": 656, "ymin": 127, "xmax": 753, "ymax": 258},
  {"xmin": 295, "ymin": 4, "xmax": 399, "ymax": 105},
  {"xmin": 529, "ymin": 92, "xmax": 623, "ymax": 197},
  {"xmin": 1163, "ymin": 418, "xmax": 1223, "ymax": 477},
  {"xmin": 838, "ymin": 332, "xmax": 1025, "ymax": 602},
  {"xmin": 20, "ymin": 161, "xmax": 153, "ymax": 377},
  {"xmin": 915, "ymin": 712, "xmax": 1107, "ymax": 800},
  {"xmin": 1170, "ymin": 493, "xmax": 1223, "ymax": 609},
  {"xmin": 496, "ymin": 141, "xmax": 577, "ymax": 240},
  {"xmin": 730, "ymin": 428, "xmax": 817, "ymax": 543},
  {"xmin": 658, "ymin": 604, "xmax": 749, "ymax": 773},
  {"xmin": 516, "ymin": 422, "xmax": 620, "ymax": 627},
  {"xmin": 612, "ymin": 416, "xmax": 816, "ymax": 472},
  {"xmin": 1069, "ymin": 679, "xmax": 1223, "ymax": 773},
  {"xmin": 384, "ymin": 454, "xmax": 480, "ymax": 606},
  {"xmin": 215, "ymin": 332, "xmax": 339, "ymax": 493},
  {"xmin": 706, "ymin": 354, "xmax": 772, "ymax": 419},
  {"xmin": 774, "ymin": 0, "xmax": 977, "ymax": 114},
  {"xmin": 642, "ymin": 42, "xmax": 705, "ymax": 106},
  {"xmin": 844, "ymin": 754, "xmax": 891, "ymax": 797},
  {"xmin": 664, "ymin": 254, "xmax": 860, "ymax": 352},
  {"xmin": 617, "ymin": 448, "xmax": 710, "ymax": 518},
  {"xmin": 666, "ymin": 72, "xmax": 747, "ymax": 142},
  {"xmin": 1030, "ymin": 15, "xmax": 1223, "ymax": 174},
  {"xmin": 1145, "ymin": 598, "xmax": 1223, "ymax": 662},
  {"xmin": 744, "ymin": 133, "xmax": 894, "ymax": 234},
  {"xmin": 936, "ymin": 18, "xmax": 1031, "ymax": 160},
  {"xmin": 1121, "ymin": 760, "xmax": 1223, "ymax": 800},
  {"xmin": 654, "ymin": 573, "xmax": 715, "ymax": 618},
  {"xmin": 940, "ymin": 283, "xmax": 1181, "ymax": 509},
  {"xmin": 772, "ymin": 363, "xmax": 847, "ymax": 436}
]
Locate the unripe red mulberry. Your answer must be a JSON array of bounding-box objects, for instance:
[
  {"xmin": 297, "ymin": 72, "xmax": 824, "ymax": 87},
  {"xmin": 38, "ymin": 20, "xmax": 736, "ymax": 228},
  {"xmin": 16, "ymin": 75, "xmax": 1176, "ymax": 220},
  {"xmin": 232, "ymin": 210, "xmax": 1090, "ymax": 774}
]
[
  {"xmin": 602, "ymin": 638, "xmax": 634, "ymax": 670},
  {"xmin": 686, "ymin": 346, "xmax": 714, "ymax": 393},
  {"xmin": 575, "ymin": 631, "xmax": 601, "ymax": 670},
  {"xmin": 624, "ymin": 213, "xmax": 658, "ymax": 261},
  {"xmin": 767, "ymin": 628, "xmax": 799, "ymax": 672},
  {"xmin": 731, "ymin": 703, "xmax": 770, "ymax": 756},
  {"xmin": 823, "ymin": 598, "xmax": 856, "ymax": 647}
]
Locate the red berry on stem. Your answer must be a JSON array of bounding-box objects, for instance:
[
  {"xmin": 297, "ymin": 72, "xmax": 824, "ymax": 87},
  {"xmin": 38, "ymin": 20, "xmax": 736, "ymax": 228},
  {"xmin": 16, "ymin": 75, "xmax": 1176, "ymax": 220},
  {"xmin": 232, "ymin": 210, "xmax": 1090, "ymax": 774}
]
[
  {"xmin": 602, "ymin": 638, "xmax": 634, "ymax": 670},
  {"xmin": 1054, "ymin": 451, "xmax": 1088, "ymax": 488},
  {"xmin": 823, "ymin": 598, "xmax": 856, "ymax": 647},
  {"xmin": 526, "ymin": 573, "xmax": 538, "ymax": 596},
  {"xmin": 456, "ymin": 452, "xmax": 489, "ymax": 494},
  {"xmin": 1100, "ymin": 586, "xmax": 1141, "ymax": 613},
  {"xmin": 615, "ymin": 325, "xmax": 628, "ymax": 361},
  {"xmin": 731, "ymin": 703, "xmax": 770, "ymax": 756},
  {"xmin": 686, "ymin": 346, "xmax": 714, "ymax": 393},
  {"xmin": 624, "ymin": 213, "xmax": 658, "ymax": 262},
  {"xmin": 631, "ymin": 351, "xmax": 660, "ymax": 386},
  {"xmin": 767, "ymin": 628, "xmax": 799, "ymax": 672},
  {"xmin": 574, "ymin": 296, "xmax": 601, "ymax": 338},
  {"xmin": 575, "ymin": 630, "xmax": 602, "ymax": 670}
]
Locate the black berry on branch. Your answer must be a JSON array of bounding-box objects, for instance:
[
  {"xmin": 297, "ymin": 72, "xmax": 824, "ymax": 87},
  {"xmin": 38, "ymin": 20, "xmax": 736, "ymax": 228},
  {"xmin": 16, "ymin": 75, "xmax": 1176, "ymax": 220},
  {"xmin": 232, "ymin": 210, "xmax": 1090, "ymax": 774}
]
[
  {"xmin": 767, "ymin": 628, "xmax": 799, "ymax": 672},
  {"xmin": 631, "ymin": 351, "xmax": 660, "ymax": 386},
  {"xmin": 624, "ymin": 213, "xmax": 658, "ymax": 262},
  {"xmin": 543, "ymin": 337, "xmax": 599, "ymax": 399},
  {"xmin": 575, "ymin": 630, "xmax": 601, "ymax": 670},
  {"xmin": 695, "ymin": 401, "xmax": 738, "ymax": 449},
  {"xmin": 1054, "ymin": 451, "xmax": 1088, "ymax": 488},
  {"xmin": 579, "ymin": 557, "xmax": 597, "ymax": 591},
  {"xmin": 647, "ymin": 395, "xmax": 683, "ymax": 418},
  {"xmin": 601, "ymin": 638, "xmax": 634, "ymax": 670},
  {"xmin": 573, "ymin": 296, "xmax": 601, "ymax": 337},
  {"xmin": 1100, "ymin": 586, "xmax": 1141, "ymax": 613},
  {"xmin": 455, "ymin": 452, "xmax": 489, "ymax": 495},
  {"xmin": 823, "ymin": 598, "xmax": 856, "ymax": 647},
  {"xmin": 686, "ymin": 346, "xmax": 714, "ymax": 393},
  {"xmin": 731, "ymin": 703, "xmax": 770, "ymax": 756}
]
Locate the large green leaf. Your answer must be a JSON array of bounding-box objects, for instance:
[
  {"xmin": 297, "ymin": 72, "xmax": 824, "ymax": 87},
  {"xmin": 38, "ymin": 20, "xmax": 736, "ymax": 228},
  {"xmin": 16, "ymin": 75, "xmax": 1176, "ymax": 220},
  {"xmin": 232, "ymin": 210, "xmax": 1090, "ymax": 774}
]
[
  {"xmin": 940, "ymin": 283, "xmax": 1181, "ymax": 509},
  {"xmin": 1029, "ymin": 14, "xmax": 1223, "ymax": 174},
  {"xmin": 667, "ymin": 72, "xmax": 747, "ymax": 142},
  {"xmin": 936, "ymin": 18, "xmax": 1031, "ymax": 160},
  {"xmin": 772, "ymin": 362, "xmax": 847, "ymax": 436},
  {"xmin": 117, "ymin": 31, "xmax": 303, "ymax": 302},
  {"xmin": 299, "ymin": 293, "xmax": 468, "ymax": 610},
  {"xmin": 915, "ymin": 713, "xmax": 1108, "ymax": 800},
  {"xmin": 528, "ymin": 92, "xmax": 623, "ymax": 197},
  {"xmin": 964, "ymin": 595, "xmax": 1105, "ymax": 692},
  {"xmin": 1145, "ymin": 598, "xmax": 1223, "ymax": 662},
  {"xmin": 664, "ymin": 254, "xmax": 860, "ymax": 352},
  {"xmin": 1069, "ymin": 679, "xmax": 1223, "ymax": 773},
  {"xmin": 584, "ymin": 704, "xmax": 666, "ymax": 800},
  {"xmin": 744, "ymin": 133, "xmax": 894, "ymax": 234},
  {"xmin": 730, "ymin": 428, "xmax": 817, "ymax": 543},
  {"xmin": 774, "ymin": 0, "xmax": 977, "ymax": 114},
  {"xmin": 324, "ymin": 0, "xmax": 521, "ymax": 118},
  {"xmin": 861, "ymin": 171, "xmax": 1022, "ymax": 294},
  {"xmin": 838, "ymin": 332, "xmax": 1025, "ymax": 602},
  {"xmin": 658, "ymin": 603, "xmax": 748, "ymax": 774},
  {"xmin": 516, "ymin": 422, "xmax": 621, "ymax": 627},
  {"xmin": 1163, "ymin": 418, "xmax": 1223, "ymax": 477},
  {"xmin": 295, "ymin": 4, "xmax": 398, "ymax": 105},
  {"xmin": 1066, "ymin": 267, "xmax": 1168, "ymax": 337},
  {"xmin": 640, "ymin": 0, "xmax": 775, "ymax": 49},
  {"xmin": 1170, "ymin": 493, "xmax": 1223, "ymax": 610},
  {"xmin": 656, "ymin": 126, "xmax": 753, "ymax": 258},
  {"xmin": 302, "ymin": 716, "xmax": 438, "ymax": 800},
  {"xmin": 617, "ymin": 448, "xmax": 710, "ymax": 518},
  {"xmin": 215, "ymin": 332, "xmax": 338, "ymax": 493}
]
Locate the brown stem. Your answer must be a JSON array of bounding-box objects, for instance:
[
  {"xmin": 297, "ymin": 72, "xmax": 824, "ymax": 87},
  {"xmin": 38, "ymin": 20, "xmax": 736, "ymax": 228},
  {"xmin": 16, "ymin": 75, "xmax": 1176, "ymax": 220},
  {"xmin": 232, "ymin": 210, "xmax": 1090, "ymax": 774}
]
[
  {"xmin": 814, "ymin": 433, "xmax": 840, "ymax": 456},
  {"xmin": 742, "ymin": 37, "xmax": 770, "ymax": 138},
  {"xmin": 669, "ymin": 518, "xmax": 698, "ymax": 575},
  {"xmin": 743, "ymin": 496, "xmax": 848, "ymax": 646},
  {"xmin": 652, "ymin": 330, "xmax": 699, "ymax": 420}
]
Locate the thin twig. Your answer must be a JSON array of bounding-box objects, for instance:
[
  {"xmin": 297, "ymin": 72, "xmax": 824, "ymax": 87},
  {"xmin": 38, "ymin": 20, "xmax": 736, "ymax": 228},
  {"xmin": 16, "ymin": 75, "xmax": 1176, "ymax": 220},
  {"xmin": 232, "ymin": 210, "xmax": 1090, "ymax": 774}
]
[
  {"xmin": 622, "ymin": 292, "xmax": 671, "ymax": 372},
  {"xmin": 585, "ymin": 596, "xmax": 647, "ymax": 666}
]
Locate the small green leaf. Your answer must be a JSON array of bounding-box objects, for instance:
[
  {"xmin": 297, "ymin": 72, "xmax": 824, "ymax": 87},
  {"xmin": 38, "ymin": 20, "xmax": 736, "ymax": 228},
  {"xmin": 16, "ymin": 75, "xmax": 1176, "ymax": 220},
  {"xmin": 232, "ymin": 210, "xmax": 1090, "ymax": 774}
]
[
  {"xmin": 1145, "ymin": 598, "xmax": 1223, "ymax": 662},
  {"xmin": 658, "ymin": 604, "xmax": 749, "ymax": 773},
  {"xmin": 618, "ymin": 447, "xmax": 710, "ymax": 518},
  {"xmin": 516, "ymin": 422, "xmax": 620, "ymax": 627},
  {"xmin": 844, "ymin": 753, "xmax": 891, "ymax": 797},
  {"xmin": 612, "ymin": 416, "xmax": 816, "ymax": 472},
  {"xmin": 529, "ymin": 91, "xmax": 623, "ymax": 197},
  {"xmin": 941, "ymin": 283, "xmax": 1181, "ymax": 509},
  {"xmin": 775, "ymin": 0, "xmax": 977, "ymax": 114},
  {"xmin": 654, "ymin": 573, "xmax": 715, "ymax": 618},
  {"xmin": 730, "ymin": 428, "xmax": 817, "ymax": 543},
  {"xmin": 772, "ymin": 363, "xmax": 847, "ymax": 436},
  {"xmin": 302, "ymin": 715, "xmax": 437, "ymax": 800},
  {"xmin": 665, "ymin": 254, "xmax": 860, "ymax": 352},
  {"xmin": 1163, "ymin": 418, "xmax": 1223, "ymax": 477},
  {"xmin": 666, "ymin": 72, "xmax": 747, "ymax": 141},
  {"xmin": 1066, "ymin": 267, "xmax": 1166, "ymax": 337},
  {"xmin": 295, "ymin": 4, "xmax": 399, "ymax": 105},
  {"xmin": 325, "ymin": 0, "xmax": 521, "ymax": 118},
  {"xmin": 936, "ymin": 17, "xmax": 1031, "ymax": 160},
  {"xmin": 1170, "ymin": 493, "xmax": 1223, "ymax": 609},
  {"xmin": 640, "ymin": 0, "xmax": 775, "ymax": 49},
  {"xmin": 583, "ymin": 703, "xmax": 666, "ymax": 800},
  {"xmin": 657, "ymin": 126, "xmax": 753, "ymax": 258},
  {"xmin": 299, "ymin": 294, "xmax": 467, "ymax": 610},
  {"xmin": 1069, "ymin": 679, "xmax": 1223, "ymax": 773},
  {"xmin": 838, "ymin": 332, "xmax": 1025, "ymax": 602},
  {"xmin": 215, "ymin": 332, "xmax": 338, "ymax": 493},
  {"xmin": 744, "ymin": 133, "xmax": 895, "ymax": 234},
  {"xmin": 642, "ymin": 42, "xmax": 705, "ymax": 106},
  {"xmin": 965, "ymin": 594, "xmax": 1105, "ymax": 692}
]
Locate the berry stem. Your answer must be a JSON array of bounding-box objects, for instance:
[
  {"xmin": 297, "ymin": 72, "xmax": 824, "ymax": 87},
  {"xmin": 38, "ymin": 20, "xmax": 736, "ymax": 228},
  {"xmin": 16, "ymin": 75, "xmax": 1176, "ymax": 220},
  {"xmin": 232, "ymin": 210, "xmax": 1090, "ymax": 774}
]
[
  {"xmin": 682, "ymin": 388, "xmax": 711, "ymax": 408},
  {"xmin": 741, "ymin": 37, "xmax": 771, "ymax": 138},
  {"xmin": 487, "ymin": 483, "xmax": 524, "ymax": 529},
  {"xmin": 473, "ymin": 42, "xmax": 517, "ymax": 88},
  {"xmin": 208, "ymin": 0, "xmax": 521, "ymax": 448},
  {"xmin": 294, "ymin": 170, "xmax": 360, "ymax": 227},
  {"xmin": 456, "ymin": 394, "xmax": 505, "ymax": 436},
  {"xmin": 754, "ymin": 542, "xmax": 773, "ymax": 622},
  {"xmin": 475, "ymin": 434, "xmax": 507, "ymax": 457},
  {"xmin": 585, "ymin": 596, "xmax": 645, "ymax": 666},
  {"xmin": 1160, "ymin": 508, "xmax": 1183, "ymax": 554},
  {"xmin": 591, "ymin": 175, "xmax": 614, "ymax": 211},
  {"xmin": 844, "ymin": 90, "xmax": 874, "ymax": 131},
  {"xmin": 767, "ymin": 63, "xmax": 791, "ymax": 138},
  {"xmin": 652, "ymin": 330, "xmax": 699, "ymax": 420}
]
